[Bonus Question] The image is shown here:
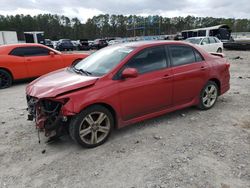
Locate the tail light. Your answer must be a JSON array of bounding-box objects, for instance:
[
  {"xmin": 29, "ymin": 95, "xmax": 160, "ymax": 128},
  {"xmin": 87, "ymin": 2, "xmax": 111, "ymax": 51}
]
[{"xmin": 226, "ymin": 62, "xmax": 230, "ymax": 69}]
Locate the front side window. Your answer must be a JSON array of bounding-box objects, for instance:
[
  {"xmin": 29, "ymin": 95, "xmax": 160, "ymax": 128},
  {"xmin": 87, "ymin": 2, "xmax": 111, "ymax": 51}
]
[
  {"xmin": 9, "ymin": 47, "xmax": 26, "ymax": 56},
  {"xmin": 169, "ymin": 45, "xmax": 196, "ymax": 66},
  {"xmin": 24, "ymin": 47, "xmax": 50, "ymax": 56},
  {"xmin": 125, "ymin": 46, "xmax": 167, "ymax": 74}
]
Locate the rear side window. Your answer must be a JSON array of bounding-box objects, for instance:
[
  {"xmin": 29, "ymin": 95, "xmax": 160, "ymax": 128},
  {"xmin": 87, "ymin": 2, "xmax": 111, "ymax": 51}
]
[
  {"xmin": 193, "ymin": 49, "xmax": 204, "ymax": 62},
  {"xmin": 169, "ymin": 45, "xmax": 196, "ymax": 66},
  {"xmin": 125, "ymin": 46, "xmax": 167, "ymax": 74},
  {"xmin": 209, "ymin": 37, "xmax": 216, "ymax": 43},
  {"xmin": 9, "ymin": 48, "xmax": 26, "ymax": 56},
  {"xmin": 214, "ymin": 37, "xmax": 221, "ymax": 43},
  {"xmin": 9, "ymin": 47, "xmax": 50, "ymax": 57},
  {"xmin": 201, "ymin": 38, "xmax": 210, "ymax": 45}
]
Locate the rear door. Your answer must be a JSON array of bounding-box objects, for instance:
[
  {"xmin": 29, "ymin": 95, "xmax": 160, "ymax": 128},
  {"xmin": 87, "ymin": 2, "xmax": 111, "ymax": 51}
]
[
  {"xmin": 200, "ymin": 37, "xmax": 210, "ymax": 52},
  {"xmin": 117, "ymin": 46, "xmax": 173, "ymax": 120},
  {"xmin": 23, "ymin": 46, "xmax": 63, "ymax": 77},
  {"xmin": 208, "ymin": 37, "xmax": 218, "ymax": 52},
  {"xmin": 169, "ymin": 45, "xmax": 209, "ymax": 105}
]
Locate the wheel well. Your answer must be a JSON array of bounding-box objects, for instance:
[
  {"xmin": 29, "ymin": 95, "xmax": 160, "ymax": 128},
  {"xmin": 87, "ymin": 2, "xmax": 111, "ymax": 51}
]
[
  {"xmin": 72, "ymin": 58, "xmax": 82, "ymax": 66},
  {"xmin": 209, "ymin": 78, "xmax": 221, "ymax": 94},
  {"xmin": 0, "ymin": 67, "xmax": 13, "ymax": 79},
  {"xmin": 84, "ymin": 103, "xmax": 117, "ymax": 128}
]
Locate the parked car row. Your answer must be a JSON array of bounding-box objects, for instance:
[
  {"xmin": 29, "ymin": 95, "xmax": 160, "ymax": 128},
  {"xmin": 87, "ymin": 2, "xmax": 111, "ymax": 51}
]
[{"xmin": 44, "ymin": 38, "xmax": 110, "ymax": 51}]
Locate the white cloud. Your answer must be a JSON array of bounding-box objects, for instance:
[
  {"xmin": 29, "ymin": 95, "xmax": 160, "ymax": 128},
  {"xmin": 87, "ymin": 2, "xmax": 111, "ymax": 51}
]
[{"xmin": 0, "ymin": 0, "xmax": 249, "ymax": 22}]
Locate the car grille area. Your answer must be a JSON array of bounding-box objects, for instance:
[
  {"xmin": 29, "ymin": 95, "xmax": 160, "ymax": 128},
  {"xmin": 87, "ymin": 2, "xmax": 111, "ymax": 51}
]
[{"xmin": 26, "ymin": 95, "xmax": 63, "ymax": 133}]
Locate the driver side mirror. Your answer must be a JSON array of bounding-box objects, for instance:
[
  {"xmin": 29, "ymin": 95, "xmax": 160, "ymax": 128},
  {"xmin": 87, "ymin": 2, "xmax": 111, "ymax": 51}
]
[
  {"xmin": 49, "ymin": 51, "xmax": 55, "ymax": 57},
  {"xmin": 121, "ymin": 68, "xmax": 138, "ymax": 79}
]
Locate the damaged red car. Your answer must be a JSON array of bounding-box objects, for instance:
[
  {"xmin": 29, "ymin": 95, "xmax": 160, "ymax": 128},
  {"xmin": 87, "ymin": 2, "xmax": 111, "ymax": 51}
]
[{"xmin": 26, "ymin": 41, "xmax": 230, "ymax": 148}]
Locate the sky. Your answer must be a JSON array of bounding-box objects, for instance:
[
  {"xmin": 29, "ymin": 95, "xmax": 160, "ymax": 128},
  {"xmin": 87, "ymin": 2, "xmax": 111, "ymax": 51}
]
[{"xmin": 0, "ymin": 0, "xmax": 249, "ymax": 22}]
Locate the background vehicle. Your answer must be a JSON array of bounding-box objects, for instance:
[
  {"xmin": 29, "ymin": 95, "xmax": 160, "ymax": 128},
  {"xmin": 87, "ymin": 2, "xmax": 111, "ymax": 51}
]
[
  {"xmin": 78, "ymin": 39, "xmax": 90, "ymax": 50},
  {"xmin": 181, "ymin": 24, "xmax": 231, "ymax": 42},
  {"xmin": 0, "ymin": 43, "xmax": 88, "ymax": 88},
  {"xmin": 24, "ymin": 31, "xmax": 45, "ymax": 44},
  {"xmin": 56, "ymin": 39, "xmax": 74, "ymax": 51},
  {"xmin": 185, "ymin": 37, "xmax": 223, "ymax": 53},
  {"xmin": 44, "ymin": 39, "xmax": 54, "ymax": 48},
  {"xmin": 91, "ymin": 39, "xmax": 108, "ymax": 49},
  {"xmin": 26, "ymin": 41, "xmax": 230, "ymax": 148},
  {"xmin": 108, "ymin": 40, "xmax": 122, "ymax": 45},
  {"xmin": 0, "ymin": 31, "xmax": 18, "ymax": 45}
]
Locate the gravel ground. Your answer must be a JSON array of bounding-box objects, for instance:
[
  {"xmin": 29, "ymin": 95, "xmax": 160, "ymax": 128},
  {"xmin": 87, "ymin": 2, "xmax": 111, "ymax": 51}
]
[{"xmin": 0, "ymin": 50, "xmax": 249, "ymax": 188}]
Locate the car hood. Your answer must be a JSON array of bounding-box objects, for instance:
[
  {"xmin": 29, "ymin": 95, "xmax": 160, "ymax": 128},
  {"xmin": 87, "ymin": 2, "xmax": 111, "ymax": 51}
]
[{"xmin": 26, "ymin": 68, "xmax": 99, "ymax": 98}]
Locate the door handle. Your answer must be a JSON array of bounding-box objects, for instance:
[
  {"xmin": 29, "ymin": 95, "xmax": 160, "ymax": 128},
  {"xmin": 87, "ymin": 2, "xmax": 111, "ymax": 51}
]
[
  {"xmin": 162, "ymin": 74, "xmax": 171, "ymax": 79},
  {"xmin": 201, "ymin": 66, "xmax": 207, "ymax": 71},
  {"xmin": 26, "ymin": 59, "xmax": 32, "ymax": 62}
]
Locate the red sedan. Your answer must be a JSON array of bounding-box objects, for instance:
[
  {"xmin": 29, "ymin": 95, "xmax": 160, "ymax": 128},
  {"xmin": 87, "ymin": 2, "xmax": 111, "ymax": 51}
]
[
  {"xmin": 26, "ymin": 41, "xmax": 230, "ymax": 148},
  {"xmin": 0, "ymin": 43, "xmax": 88, "ymax": 88}
]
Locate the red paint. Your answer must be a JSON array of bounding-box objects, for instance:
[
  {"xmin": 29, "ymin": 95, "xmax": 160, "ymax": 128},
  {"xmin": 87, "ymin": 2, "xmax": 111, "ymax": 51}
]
[{"xmin": 26, "ymin": 41, "xmax": 230, "ymax": 129}]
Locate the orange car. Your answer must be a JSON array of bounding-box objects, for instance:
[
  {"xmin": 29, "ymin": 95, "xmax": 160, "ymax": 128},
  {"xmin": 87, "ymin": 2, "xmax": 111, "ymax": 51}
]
[{"xmin": 0, "ymin": 43, "xmax": 89, "ymax": 89}]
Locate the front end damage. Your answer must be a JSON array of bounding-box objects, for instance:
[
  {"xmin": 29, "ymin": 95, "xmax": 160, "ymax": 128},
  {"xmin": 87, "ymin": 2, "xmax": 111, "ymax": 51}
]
[{"xmin": 26, "ymin": 95, "xmax": 69, "ymax": 139}]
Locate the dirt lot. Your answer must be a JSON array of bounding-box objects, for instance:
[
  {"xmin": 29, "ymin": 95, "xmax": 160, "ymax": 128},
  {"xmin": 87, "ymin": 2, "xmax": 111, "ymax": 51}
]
[{"xmin": 0, "ymin": 50, "xmax": 249, "ymax": 188}]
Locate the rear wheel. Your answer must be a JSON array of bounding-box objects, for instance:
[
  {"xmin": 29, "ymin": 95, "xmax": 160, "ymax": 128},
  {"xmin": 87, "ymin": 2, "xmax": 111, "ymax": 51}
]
[
  {"xmin": 198, "ymin": 81, "xmax": 218, "ymax": 110},
  {"xmin": 69, "ymin": 105, "xmax": 114, "ymax": 148},
  {"xmin": 0, "ymin": 69, "xmax": 12, "ymax": 89},
  {"xmin": 217, "ymin": 48, "xmax": 222, "ymax": 53}
]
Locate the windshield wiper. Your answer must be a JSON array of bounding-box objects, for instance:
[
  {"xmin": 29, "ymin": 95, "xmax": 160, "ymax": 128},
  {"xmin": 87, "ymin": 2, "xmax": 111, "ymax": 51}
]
[{"xmin": 72, "ymin": 67, "xmax": 92, "ymax": 76}]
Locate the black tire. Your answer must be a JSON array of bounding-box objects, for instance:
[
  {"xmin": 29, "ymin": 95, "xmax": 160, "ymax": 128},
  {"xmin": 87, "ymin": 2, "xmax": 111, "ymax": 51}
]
[
  {"xmin": 198, "ymin": 81, "xmax": 219, "ymax": 110},
  {"xmin": 217, "ymin": 48, "xmax": 222, "ymax": 53},
  {"xmin": 0, "ymin": 69, "xmax": 12, "ymax": 89},
  {"xmin": 69, "ymin": 105, "xmax": 114, "ymax": 148}
]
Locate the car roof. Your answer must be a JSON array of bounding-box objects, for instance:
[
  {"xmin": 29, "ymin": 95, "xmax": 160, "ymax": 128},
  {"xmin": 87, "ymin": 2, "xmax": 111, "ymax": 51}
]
[
  {"xmin": 117, "ymin": 40, "xmax": 190, "ymax": 48},
  {"xmin": 186, "ymin": 37, "xmax": 206, "ymax": 39}
]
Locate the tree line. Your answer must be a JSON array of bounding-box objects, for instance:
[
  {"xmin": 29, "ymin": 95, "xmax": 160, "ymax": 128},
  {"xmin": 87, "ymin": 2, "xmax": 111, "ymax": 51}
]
[{"xmin": 0, "ymin": 14, "xmax": 249, "ymax": 40}]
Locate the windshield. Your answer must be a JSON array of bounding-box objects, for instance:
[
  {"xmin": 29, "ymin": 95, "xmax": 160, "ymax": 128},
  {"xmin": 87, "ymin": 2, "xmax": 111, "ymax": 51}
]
[
  {"xmin": 185, "ymin": 38, "xmax": 202, "ymax": 44},
  {"xmin": 74, "ymin": 46, "xmax": 135, "ymax": 76}
]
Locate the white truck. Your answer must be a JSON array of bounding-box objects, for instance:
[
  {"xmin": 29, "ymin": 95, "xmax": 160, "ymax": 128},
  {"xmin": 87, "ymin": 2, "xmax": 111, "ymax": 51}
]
[{"xmin": 0, "ymin": 31, "xmax": 18, "ymax": 45}]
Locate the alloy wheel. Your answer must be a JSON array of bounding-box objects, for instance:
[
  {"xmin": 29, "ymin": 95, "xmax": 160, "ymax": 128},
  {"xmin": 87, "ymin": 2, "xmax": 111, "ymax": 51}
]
[
  {"xmin": 79, "ymin": 112, "xmax": 111, "ymax": 145},
  {"xmin": 202, "ymin": 84, "xmax": 218, "ymax": 108}
]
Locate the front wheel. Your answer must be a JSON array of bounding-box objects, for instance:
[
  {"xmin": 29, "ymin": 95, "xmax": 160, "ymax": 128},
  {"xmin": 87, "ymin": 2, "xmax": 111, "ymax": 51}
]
[
  {"xmin": 69, "ymin": 105, "xmax": 114, "ymax": 148},
  {"xmin": 0, "ymin": 69, "xmax": 12, "ymax": 89},
  {"xmin": 198, "ymin": 81, "xmax": 219, "ymax": 110}
]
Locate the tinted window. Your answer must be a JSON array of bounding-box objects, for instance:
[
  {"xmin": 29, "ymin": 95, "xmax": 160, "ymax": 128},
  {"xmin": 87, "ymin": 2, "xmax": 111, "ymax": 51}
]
[
  {"xmin": 125, "ymin": 46, "xmax": 167, "ymax": 74},
  {"xmin": 169, "ymin": 45, "xmax": 196, "ymax": 66},
  {"xmin": 9, "ymin": 48, "xmax": 26, "ymax": 56},
  {"xmin": 10, "ymin": 47, "xmax": 50, "ymax": 57}
]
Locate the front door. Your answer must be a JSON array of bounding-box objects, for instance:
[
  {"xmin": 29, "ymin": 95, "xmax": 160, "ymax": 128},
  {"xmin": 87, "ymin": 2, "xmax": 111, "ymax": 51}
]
[{"xmin": 117, "ymin": 46, "xmax": 173, "ymax": 121}]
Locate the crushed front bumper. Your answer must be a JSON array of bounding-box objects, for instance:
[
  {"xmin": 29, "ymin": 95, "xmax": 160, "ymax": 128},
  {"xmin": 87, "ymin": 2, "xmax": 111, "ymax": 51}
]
[{"xmin": 26, "ymin": 95, "xmax": 67, "ymax": 137}]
